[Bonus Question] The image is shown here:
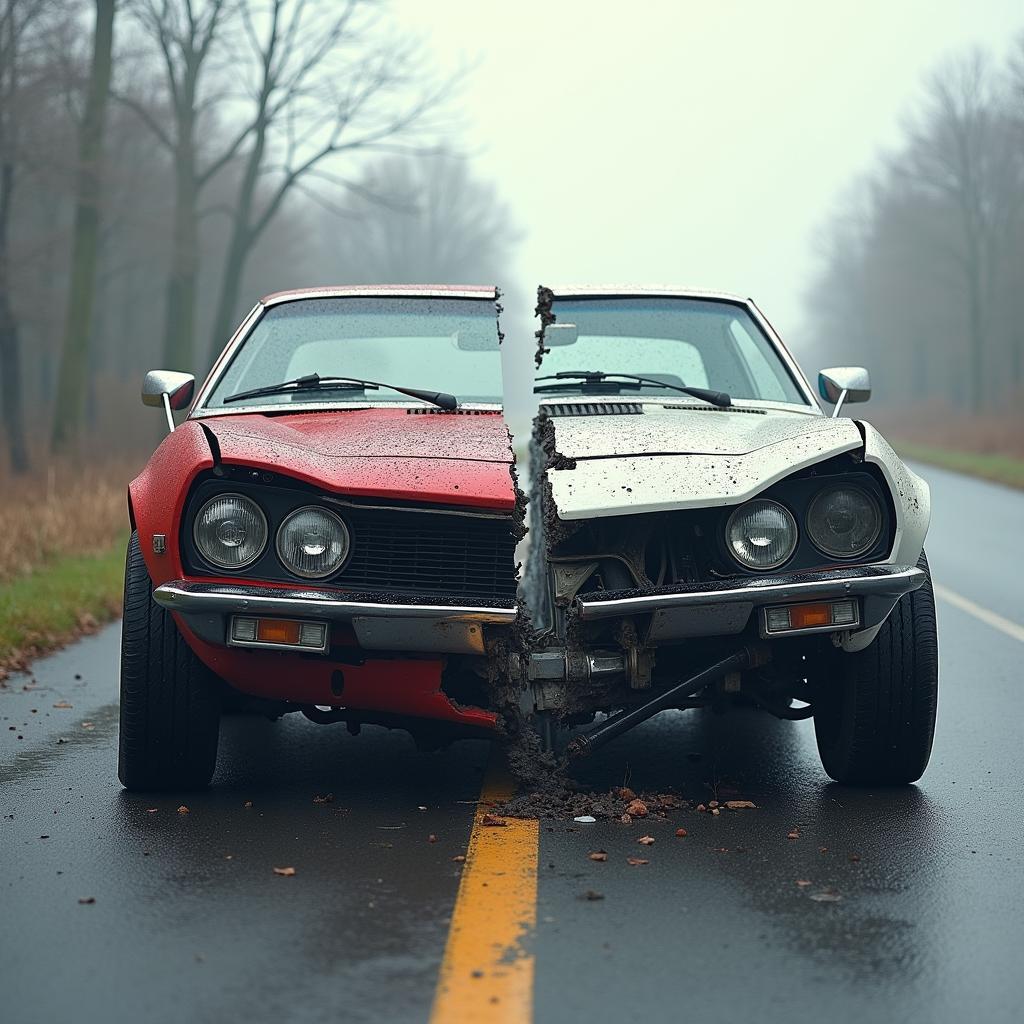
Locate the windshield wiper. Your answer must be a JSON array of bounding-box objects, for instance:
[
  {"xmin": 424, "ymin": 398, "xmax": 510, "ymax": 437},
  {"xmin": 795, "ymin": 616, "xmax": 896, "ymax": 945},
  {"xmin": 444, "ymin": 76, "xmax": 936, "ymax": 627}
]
[
  {"xmin": 223, "ymin": 373, "xmax": 458, "ymax": 411},
  {"xmin": 534, "ymin": 370, "xmax": 731, "ymax": 408}
]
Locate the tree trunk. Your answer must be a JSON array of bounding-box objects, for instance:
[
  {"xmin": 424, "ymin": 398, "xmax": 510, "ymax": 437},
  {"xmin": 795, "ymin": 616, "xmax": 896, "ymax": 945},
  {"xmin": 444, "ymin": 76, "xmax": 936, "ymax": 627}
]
[
  {"xmin": 50, "ymin": 0, "xmax": 115, "ymax": 455},
  {"xmin": 162, "ymin": 127, "xmax": 199, "ymax": 372},
  {"xmin": 0, "ymin": 297, "xmax": 29, "ymax": 474},
  {"xmin": 208, "ymin": 121, "xmax": 267, "ymax": 367}
]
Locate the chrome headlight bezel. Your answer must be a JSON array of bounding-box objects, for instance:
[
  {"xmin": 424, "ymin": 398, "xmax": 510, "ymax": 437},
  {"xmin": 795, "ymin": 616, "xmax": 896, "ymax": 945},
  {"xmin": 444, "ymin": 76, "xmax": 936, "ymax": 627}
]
[
  {"xmin": 275, "ymin": 505, "xmax": 351, "ymax": 580},
  {"xmin": 806, "ymin": 484, "xmax": 883, "ymax": 560},
  {"xmin": 192, "ymin": 492, "xmax": 269, "ymax": 570},
  {"xmin": 725, "ymin": 498, "xmax": 799, "ymax": 571}
]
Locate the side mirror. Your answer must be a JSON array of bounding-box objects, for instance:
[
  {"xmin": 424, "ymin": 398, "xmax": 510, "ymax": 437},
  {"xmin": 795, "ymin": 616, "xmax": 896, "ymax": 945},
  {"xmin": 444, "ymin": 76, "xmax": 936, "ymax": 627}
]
[
  {"xmin": 818, "ymin": 366, "xmax": 870, "ymax": 417},
  {"xmin": 142, "ymin": 370, "xmax": 195, "ymax": 432}
]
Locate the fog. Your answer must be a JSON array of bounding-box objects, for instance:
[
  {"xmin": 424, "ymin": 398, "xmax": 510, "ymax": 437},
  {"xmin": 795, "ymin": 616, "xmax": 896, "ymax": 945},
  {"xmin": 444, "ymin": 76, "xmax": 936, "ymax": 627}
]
[{"xmin": 1, "ymin": 0, "xmax": 1021, "ymax": 473}]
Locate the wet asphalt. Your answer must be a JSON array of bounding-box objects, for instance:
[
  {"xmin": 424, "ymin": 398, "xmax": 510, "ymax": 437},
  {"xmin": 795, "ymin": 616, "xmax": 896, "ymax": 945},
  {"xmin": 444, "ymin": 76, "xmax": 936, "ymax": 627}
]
[{"xmin": 2, "ymin": 463, "xmax": 1023, "ymax": 1024}]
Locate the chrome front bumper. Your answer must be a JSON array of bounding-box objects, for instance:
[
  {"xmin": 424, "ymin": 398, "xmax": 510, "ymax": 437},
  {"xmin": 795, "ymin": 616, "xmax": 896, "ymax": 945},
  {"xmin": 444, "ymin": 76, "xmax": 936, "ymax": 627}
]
[
  {"xmin": 575, "ymin": 564, "xmax": 925, "ymax": 642},
  {"xmin": 153, "ymin": 581, "xmax": 517, "ymax": 655}
]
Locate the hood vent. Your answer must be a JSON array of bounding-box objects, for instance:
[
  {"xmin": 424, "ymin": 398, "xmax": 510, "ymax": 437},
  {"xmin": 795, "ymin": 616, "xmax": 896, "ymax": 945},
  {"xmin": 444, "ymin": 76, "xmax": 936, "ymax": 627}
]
[
  {"xmin": 406, "ymin": 408, "xmax": 496, "ymax": 415},
  {"xmin": 663, "ymin": 404, "xmax": 767, "ymax": 415},
  {"xmin": 542, "ymin": 402, "xmax": 643, "ymax": 417}
]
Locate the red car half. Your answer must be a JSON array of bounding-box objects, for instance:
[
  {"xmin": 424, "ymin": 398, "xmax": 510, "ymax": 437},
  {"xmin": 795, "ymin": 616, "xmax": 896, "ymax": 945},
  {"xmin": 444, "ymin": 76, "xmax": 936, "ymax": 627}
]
[{"xmin": 121, "ymin": 286, "xmax": 518, "ymax": 790}]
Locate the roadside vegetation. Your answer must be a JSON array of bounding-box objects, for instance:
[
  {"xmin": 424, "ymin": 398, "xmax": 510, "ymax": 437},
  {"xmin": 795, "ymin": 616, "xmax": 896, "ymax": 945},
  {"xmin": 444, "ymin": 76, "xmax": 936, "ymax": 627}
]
[
  {"xmin": 0, "ymin": 461, "xmax": 132, "ymax": 678},
  {"xmin": 876, "ymin": 403, "xmax": 1024, "ymax": 490}
]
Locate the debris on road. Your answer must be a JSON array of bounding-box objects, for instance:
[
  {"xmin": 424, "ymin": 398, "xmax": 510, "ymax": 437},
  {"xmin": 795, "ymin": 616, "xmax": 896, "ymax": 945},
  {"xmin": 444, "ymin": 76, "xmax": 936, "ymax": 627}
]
[
  {"xmin": 78, "ymin": 897, "xmax": 95, "ymax": 905},
  {"xmin": 626, "ymin": 857, "xmax": 649, "ymax": 866},
  {"xmin": 796, "ymin": 880, "xmax": 812, "ymax": 887},
  {"xmin": 177, "ymin": 805, "xmax": 189, "ymax": 815},
  {"xmin": 809, "ymin": 890, "xmax": 842, "ymax": 903},
  {"xmin": 312, "ymin": 793, "xmax": 334, "ymax": 804},
  {"xmin": 452, "ymin": 855, "xmax": 466, "ymax": 863},
  {"xmin": 273, "ymin": 866, "xmax": 296, "ymax": 877},
  {"xmin": 481, "ymin": 814, "xmax": 508, "ymax": 827},
  {"xmin": 625, "ymin": 799, "xmax": 648, "ymax": 818},
  {"xmin": 574, "ymin": 815, "xmax": 596, "ymax": 823},
  {"xmin": 675, "ymin": 828, "xmax": 688, "ymax": 837},
  {"xmin": 428, "ymin": 834, "xmax": 438, "ymax": 843},
  {"xmin": 579, "ymin": 890, "xmax": 605, "ymax": 901},
  {"xmin": 725, "ymin": 800, "xmax": 757, "ymax": 810},
  {"xmin": 637, "ymin": 835, "xmax": 655, "ymax": 846},
  {"xmin": 787, "ymin": 829, "xmax": 800, "ymax": 839},
  {"xmin": 588, "ymin": 850, "xmax": 608, "ymax": 862},
  {"xmin": 52, "ymin": 701, "xmax": 73, "ymax": 709}
]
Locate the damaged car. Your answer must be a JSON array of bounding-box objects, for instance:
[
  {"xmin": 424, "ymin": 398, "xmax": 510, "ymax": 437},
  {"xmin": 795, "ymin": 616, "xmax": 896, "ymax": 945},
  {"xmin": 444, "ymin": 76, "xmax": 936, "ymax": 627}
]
[
  {"xmin": 121, "ymin": 286, "xmax": 520, "ymax": 790},
  {"xmin": 523, "ymin": 286, "xmax": 937, "ymax": 785}
]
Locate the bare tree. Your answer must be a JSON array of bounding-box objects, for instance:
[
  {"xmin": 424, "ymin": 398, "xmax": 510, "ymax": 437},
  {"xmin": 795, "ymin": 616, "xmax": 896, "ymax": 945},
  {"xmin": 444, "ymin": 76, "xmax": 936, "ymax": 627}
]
[
  {"xmin": 206, "ymin": 0, "xmax": 456, "ymax": 365},
  {"xmin": 50, "ymin": 0, "xmax": 116, "ymax": 454},
  {"xmin": 0, "ymin": 0, "xmax": 50, "ymax": 473},
  {"xmin": 318, "ymin": 150, "xmax": 520, "ymax": 284},
  {"xmin": 120, "ymin": 0, "xmax": 257, "ymax": 372}
]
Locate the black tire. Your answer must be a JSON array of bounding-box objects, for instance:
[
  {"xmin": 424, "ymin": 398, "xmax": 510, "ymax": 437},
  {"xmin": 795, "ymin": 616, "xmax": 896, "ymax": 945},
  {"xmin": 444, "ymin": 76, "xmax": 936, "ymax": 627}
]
[
  {"xmin": 813, "ymin": 552, "xmax": 938, "ymax": 785},
  {"xmin": 118, "ymin": 532, "xmax": 221, "ymax": 790}
]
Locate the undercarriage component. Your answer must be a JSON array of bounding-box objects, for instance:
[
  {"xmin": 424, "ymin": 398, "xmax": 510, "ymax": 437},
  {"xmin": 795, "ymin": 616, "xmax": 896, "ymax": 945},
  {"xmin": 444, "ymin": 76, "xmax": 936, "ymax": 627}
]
[
  {"xmin": 527, "ymin": 647, "xmax": 655, "ymax": 686},
  {"xmin": 566, "ymin": 644, "xmax": 771, "ymax": 758}
]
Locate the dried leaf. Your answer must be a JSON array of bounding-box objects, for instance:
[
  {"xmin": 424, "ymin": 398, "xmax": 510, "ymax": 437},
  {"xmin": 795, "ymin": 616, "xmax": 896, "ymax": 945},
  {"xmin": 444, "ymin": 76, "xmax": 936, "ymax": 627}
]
[
  {"xmin": 787, "ymin": 830, "xmax": 800, "ymax": 840},
  {"xmin": 810, "ymin": 890, "xmax": 842, "ymax": 903},
  {"xmin": 620, "ymin": 813, "xmax": 632, "ymax": 825},
  {"xmin": 78, "ymin": 896, "xmax": 95, "ymax": 905},
  {"xmin": 588, "ymin": 850, "xmax": 608, "ymax": 862},
  {"xmin": 451, "ymin": 855, "xmax": 466, "ymax": 863},
  {"xmin": 637, "ymin": 835, "xmax": 655, "ymax": 846},
  {"xmin": 243, "ymin": 801, "xmax": 253, "ymax": 809},
  {"xmin": 626, "ymin": 857, "xmax": 649, "ymax": 866},
  {"xmin": 146, "ymin": 808, "xmax": 158, "ymax": 814},
  {"xmin": 177, "ymin": 805, "xmax": 189, "ymax": 815},
  {"xmin": 848, "ymin": 853, "xmax": 861, "ymax": 863},
  {"xmin": 428, "ymin": 834, "xmax": 438, "ymax": 843},
  {"xmin": 481, "ymin": 814, "xmax": 508, "ymax": 827},
  {"xmin": 52, "ymin": 701, "xmax": 73, "ymax": 709},
  {"xmin": 312, "ymin": 793, "xmax": 334, "ymax": 804},
  {"xmin": 273, "ymin": 866, "xmax": 296, "ymax": 877},
  {"xmin": 796, "ymin": 880, "xmax": 812, "ymax": 887},
  {"xmin": 579, "ymin": 890, "xmax": 605, "ymax": 901},
  {"xmin": 675, "ymin": 828, "xmax": 688, "ymax": 838},
  {"xmin": 625, "ymin": 799, "xmax": 649, "ymax": 818},
  {"xmin": 725, "ymin": 800, "xmax": 757, "ymax": 810}
]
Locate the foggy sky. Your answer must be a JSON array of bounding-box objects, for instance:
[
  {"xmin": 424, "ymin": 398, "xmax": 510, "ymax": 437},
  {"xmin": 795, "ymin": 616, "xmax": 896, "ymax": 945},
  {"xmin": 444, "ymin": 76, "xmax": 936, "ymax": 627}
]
[{"xmin": 395, "ymin": 0, "xmax": 1021, "ymax": 360}]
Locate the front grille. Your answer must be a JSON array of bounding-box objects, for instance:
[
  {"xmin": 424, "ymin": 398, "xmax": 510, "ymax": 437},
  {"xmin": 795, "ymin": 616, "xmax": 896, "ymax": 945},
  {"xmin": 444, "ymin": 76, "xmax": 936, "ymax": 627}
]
[{"xmin": 337, "ymin": 506, "xmax": 518, "ymax": 604}]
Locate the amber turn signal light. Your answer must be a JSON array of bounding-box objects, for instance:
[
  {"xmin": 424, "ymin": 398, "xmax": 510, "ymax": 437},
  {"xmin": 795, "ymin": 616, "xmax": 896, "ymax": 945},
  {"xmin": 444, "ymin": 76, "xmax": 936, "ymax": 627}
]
[
  {"xmin": 762, "ymin": 599, "xmax": 859, "ymax": 636},
  {"xmin": 229, "ymin": 616, "xmax": 329, "ymax": 652}
]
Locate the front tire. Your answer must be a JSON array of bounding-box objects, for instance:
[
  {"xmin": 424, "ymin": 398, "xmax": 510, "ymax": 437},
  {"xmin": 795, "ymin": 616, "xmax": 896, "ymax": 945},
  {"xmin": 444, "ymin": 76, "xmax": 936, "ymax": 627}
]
[
  {"xmin": 813, "ymin": 553, "xmax": 938, "ymax": 785},
  {"xmin": 118, "ymin": 533, "xmax": 221, "ymax": 790}
]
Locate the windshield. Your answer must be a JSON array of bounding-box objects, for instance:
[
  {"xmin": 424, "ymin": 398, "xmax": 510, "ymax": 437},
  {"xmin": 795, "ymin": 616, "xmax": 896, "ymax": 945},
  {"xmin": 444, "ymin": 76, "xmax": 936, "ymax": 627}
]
[
  {"xmin": 537, "ymin": 297, "xmax": 808, "ymax": 405},
  {"xmin": 205, "ymin": 296, "xmax": 503, "ymax": 409}
]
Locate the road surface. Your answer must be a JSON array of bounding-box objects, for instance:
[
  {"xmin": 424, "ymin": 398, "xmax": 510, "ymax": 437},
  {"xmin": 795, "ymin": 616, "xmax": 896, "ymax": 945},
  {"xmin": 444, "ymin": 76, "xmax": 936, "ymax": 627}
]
[{"xmin": 2, "ymin": 463, "xmax": 1023, "ymax": 1023}]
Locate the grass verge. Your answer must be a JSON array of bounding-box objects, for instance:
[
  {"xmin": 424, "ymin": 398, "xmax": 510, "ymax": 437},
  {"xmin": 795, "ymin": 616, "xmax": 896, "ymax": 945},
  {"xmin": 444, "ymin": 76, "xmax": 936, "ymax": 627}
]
[
  {"xmin": 895, "ymin": 442, "xmax": 1024, "ymax": 491},
  {"xmin": 0, "ymin": 536, "xmax": 126, "ymax": 680}
]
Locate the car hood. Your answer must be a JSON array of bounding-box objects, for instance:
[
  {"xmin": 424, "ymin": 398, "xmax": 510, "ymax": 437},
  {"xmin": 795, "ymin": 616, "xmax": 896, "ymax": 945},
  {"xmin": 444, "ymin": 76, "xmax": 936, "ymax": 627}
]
[
  {"xmin": 195, "ymin": 409, "xmax": 515, "ymax": 510},
  {"xmin": 543, "ymin": 405, "xmax": 865, "ymax": 519},
  {"xmin": 203, "ymin": 408, "xmax": 513, "ymax": 462},
  {"xmin": 547, "ymin": 404, "xmax": 845, "ymax": 460}
]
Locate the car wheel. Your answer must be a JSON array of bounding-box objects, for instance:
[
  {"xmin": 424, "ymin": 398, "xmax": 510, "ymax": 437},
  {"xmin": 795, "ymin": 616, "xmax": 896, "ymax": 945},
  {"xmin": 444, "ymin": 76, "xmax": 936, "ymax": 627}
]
[
  {"xmin": 813, "ymin": 552, "xmax": 938, "ymax": 785},
  {"xmin": 118, "ymin": 532, "xmax": 221, "ymax": 790}
]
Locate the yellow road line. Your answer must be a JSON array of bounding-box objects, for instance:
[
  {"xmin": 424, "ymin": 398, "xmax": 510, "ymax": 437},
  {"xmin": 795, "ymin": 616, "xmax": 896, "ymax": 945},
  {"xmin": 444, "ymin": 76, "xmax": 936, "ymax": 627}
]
[
  {"xmin": 934, "ymin": 583, "xmax": 1024, "ymax": 644},
  {"xmin": 430, "ymin": 752, "xmax": 539, "ymax": 1023}
]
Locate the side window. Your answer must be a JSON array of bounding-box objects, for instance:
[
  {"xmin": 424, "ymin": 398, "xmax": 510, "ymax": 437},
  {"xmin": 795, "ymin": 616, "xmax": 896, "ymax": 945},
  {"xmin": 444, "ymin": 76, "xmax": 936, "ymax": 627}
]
[{"xmin": 728, "ymin": 320, "xmax": 788, "ymax": 401}]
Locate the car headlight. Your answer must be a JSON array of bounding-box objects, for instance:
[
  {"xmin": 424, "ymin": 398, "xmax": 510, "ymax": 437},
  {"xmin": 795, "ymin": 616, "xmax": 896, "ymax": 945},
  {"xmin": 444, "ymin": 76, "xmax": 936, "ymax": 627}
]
[
  {"xmin": 806, "ymin": 485, "xmax": 882, "ymax": 558},
  {"xmin": 726, "ymin": 499, "xmax": 798, "ymax": 570},
  {"xmin": 276, "ymin": 507, "xmax": 350, "ymax": 579},
  {"xmin": 193, "ymin": 493, "xmax": 268, "ymax": 569}
]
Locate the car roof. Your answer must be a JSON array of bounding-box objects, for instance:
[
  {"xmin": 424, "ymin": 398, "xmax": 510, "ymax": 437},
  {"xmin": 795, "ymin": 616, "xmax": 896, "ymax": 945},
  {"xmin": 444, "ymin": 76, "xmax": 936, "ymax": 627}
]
[
  {"xmin": 260, "ymin": 284, "xmax": 499, "ymax": 306},
  {"xmin": 545, "ymin": 284, "xmax": 750, "ymax": 304}
]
